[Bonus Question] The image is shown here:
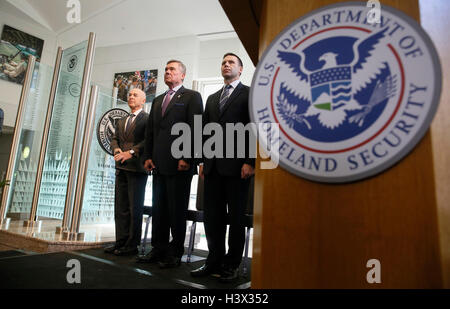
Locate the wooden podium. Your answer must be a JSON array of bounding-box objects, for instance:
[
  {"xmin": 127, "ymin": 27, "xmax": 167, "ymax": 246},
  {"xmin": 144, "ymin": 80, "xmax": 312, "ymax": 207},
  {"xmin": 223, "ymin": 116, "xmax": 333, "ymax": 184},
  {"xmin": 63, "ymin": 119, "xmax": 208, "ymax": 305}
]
[{"xmin": 233, "ymin": 0, "xmax": 443, "ymax": 288}]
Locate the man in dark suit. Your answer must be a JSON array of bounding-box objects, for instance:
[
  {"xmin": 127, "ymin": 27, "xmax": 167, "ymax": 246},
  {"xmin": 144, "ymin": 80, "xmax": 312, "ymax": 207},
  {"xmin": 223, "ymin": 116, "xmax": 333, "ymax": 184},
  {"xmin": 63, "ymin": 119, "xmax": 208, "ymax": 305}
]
[
  {"xmin": 139, "ymin": 60, "xmax": 203, "ymax": 268},
  {"xmin": 104, "ymin": 88, "xmax": 149, "ymax": 256},
  {"xmin": 191, "ymin": 53, "xmax": 255, "ymax": 282}
]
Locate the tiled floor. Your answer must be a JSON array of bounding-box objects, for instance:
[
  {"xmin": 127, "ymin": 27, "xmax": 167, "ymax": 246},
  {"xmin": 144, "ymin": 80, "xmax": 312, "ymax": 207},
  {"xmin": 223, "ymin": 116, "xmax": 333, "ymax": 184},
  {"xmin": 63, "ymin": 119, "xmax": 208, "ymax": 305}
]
[
  {"xmin": 0, "ymin": 217, "xmax": 253, "ymax": 257},
  {"xmin": 0, "ymin": 246, "xmax": 251, "ymax": 289},
  {"xmin": 0, "ymin": 243, "xmax": 15, "ymax": 251},
  {"xmin": 1, "ymin": 218, "xmax": 115, "ymax": 243}
]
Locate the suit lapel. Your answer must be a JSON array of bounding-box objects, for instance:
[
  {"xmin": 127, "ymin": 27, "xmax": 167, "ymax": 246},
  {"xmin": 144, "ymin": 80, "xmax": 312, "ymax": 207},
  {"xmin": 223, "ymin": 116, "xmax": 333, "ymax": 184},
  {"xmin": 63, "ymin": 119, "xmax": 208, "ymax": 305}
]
[
  {"xmin": 154, "ymin": 95, "xmax": 163, "ymax": 122},
  {"xmin": 118, "ymin": 117, "xmax": 127, "ymax": 141},
  {"xmin": 212, "ymin": 89, "xmax": 222, "ymax": 118},
  {"xmin": 219, "ymin": 82, "xmax": 242, "ymax": 118},
  {"xmin": 123, "ymin": 111, "xmax": 144, "ymax": 140},
  {"xmin": 162, "ymin": 86, "xmax": 185, "ymax": 118},
  {"xmin": 125, "ymin": 111, "xmax": 144, "ymax": 138}
]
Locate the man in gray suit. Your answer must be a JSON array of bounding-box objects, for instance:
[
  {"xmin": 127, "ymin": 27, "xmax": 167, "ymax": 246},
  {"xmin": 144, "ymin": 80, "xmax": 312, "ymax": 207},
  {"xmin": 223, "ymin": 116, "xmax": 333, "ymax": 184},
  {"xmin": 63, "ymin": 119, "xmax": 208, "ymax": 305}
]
[{"xmin": 105, "ymin": 88, "xmax": 149, "ymax": 256}]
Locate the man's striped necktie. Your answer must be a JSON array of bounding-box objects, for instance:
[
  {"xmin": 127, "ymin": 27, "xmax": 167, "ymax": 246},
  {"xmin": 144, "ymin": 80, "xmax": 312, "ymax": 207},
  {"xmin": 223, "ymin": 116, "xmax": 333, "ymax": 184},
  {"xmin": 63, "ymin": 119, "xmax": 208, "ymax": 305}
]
[{"xmin": 219, "ymin": 84, "xmax": 232, "ymax": 112}]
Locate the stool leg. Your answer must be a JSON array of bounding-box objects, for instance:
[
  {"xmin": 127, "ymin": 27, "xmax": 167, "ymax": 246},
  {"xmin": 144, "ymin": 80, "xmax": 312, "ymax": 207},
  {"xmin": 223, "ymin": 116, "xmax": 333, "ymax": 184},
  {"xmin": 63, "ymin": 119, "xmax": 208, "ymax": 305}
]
[
  {"xmin": 242, "ymin": 227, "xmax": 251, "ymax": 277},
  {"xmin": 187, "ymin": 222, "xmax": 197, "ymax": 263},
  {"xmin": 141, "ymin": 215, "xmax": 151, "ymax": 255}
]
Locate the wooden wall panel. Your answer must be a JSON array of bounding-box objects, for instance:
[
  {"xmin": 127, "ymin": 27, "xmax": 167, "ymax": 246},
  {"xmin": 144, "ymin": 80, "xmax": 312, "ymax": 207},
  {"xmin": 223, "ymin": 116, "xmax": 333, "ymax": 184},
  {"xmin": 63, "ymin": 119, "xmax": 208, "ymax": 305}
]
[
  {"xmin": 219, "ymin": 0, "xmax": 261, "ymax": 66},
  {"xmin": 251, "ymin": 0, "xmax": 443, "ymax": 288},
  {"xmin": 420, "ymin": 0, "xmax": 450, "ymax": 288}
]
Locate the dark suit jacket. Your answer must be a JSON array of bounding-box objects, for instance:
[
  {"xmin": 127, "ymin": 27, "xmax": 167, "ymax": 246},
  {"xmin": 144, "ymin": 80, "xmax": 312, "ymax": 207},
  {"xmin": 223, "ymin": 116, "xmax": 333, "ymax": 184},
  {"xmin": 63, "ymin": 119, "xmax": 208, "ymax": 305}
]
[
  {"xmin": 111, "ymin": 110, "xmax": 149, "ymax": 174},
  {"xmin": 143, "ymin": 86, "xmax": 203, "ymax": 175},
  {"xmin": 202, "ymin": 82, "xmax": 255, "ymax": 177}
]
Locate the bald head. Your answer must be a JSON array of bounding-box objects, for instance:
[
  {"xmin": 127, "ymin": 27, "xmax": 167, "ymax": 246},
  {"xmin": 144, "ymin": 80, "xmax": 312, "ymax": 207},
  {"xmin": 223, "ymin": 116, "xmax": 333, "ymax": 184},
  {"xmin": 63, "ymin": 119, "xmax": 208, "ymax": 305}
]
[
  {"xmin": 129, "ymin": 88, "xmax": 145, "ymax": 98},
  {"xmin": 127, "ymin": 88, "xmax": 146, "ymax": 112}
]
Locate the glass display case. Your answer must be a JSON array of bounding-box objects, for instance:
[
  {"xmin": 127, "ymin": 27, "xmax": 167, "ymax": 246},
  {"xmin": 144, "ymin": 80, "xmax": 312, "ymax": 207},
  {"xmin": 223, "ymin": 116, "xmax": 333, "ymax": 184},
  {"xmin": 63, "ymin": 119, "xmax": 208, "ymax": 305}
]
[{"xmin": 6, "ymin": 61, "xmax": 53, "ymax": 219}]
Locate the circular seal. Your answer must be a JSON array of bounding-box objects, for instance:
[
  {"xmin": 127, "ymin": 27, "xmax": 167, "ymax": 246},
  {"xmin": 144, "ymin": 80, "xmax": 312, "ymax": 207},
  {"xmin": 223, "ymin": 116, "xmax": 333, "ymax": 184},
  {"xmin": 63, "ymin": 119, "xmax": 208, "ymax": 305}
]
[
  {"xmin": 250, "ymin": 2, "xmax": 442, "ymax": 183},
  {"xmin": 67, "ymin": 55, "xmax": 78, "ymax": 72},
  {"xmin": 68, "ymin": 83, "xmax": 81, "ymax": 97},
  {"xmin": 97, "ymin": 108, "xmax": 129, "ymax": 155}
]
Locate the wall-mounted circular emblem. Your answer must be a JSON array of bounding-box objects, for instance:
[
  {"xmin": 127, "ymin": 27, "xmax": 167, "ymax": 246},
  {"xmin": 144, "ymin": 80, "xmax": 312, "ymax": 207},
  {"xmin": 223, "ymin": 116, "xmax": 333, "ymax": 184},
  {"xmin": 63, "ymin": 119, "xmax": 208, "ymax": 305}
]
[
  {"xmin": 250, "ymin": 2, "xmax": 442, "ymax": 183},
  {"xmin": 68, "ymin": 83, "xmax": 81, "ymax": 97},
  {"xmin": 97, "ymin": 108, "xmax": 129, "ymax": 155},
  {"xmin": 67, "ymin": 55, "xmax": 78, "ymax": 72}
]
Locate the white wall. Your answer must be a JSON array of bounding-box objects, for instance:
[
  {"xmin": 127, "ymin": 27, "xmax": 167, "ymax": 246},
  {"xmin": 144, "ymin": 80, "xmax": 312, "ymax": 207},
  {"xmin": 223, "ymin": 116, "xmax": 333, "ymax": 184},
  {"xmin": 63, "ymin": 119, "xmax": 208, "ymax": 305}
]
[
  {"xmin": 198, "ymin": 37, "xmax": 255, "ymax": 87},
  {"xmin": 91, "ymin": 35, "xmax": 200, "ymax": 98},
  {"xmin": 0, "ymin": 10, "xmax": 256, "ymax": 127},
  {"xmin": 91, "ymin": 35, "xmax": 255, "ymax": 99},
  {"xmin": 0, "ymin": 9, "xmax": 57, "ymax": 127}
]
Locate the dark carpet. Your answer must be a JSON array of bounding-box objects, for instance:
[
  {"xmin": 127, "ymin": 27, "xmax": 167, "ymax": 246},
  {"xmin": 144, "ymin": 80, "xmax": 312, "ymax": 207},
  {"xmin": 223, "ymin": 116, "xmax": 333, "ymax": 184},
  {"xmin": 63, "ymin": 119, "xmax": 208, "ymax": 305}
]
[
  {"xmin": 0, "ymin": 247, "xmax": 251, "ymax": 289},
  {"xmin": 0, "ymin": 250, "xmax": 28, "ymax": 259}
]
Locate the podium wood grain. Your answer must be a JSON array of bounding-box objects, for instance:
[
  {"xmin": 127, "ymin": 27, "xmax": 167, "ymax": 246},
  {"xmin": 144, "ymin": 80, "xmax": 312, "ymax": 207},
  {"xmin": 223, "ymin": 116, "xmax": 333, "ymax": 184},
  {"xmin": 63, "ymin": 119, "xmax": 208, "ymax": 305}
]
[
  {"xmin": 251, "ymin": 0, "xmax": 442, "ymax": 288},
  {"xmin": 420, "ymin": 0, "xmax": 450, "ymax": 288}
]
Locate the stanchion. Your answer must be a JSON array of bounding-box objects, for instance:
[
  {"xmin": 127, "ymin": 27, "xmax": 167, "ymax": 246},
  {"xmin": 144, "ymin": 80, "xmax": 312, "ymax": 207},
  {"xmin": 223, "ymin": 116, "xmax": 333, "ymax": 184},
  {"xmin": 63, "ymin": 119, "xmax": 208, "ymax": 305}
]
[
  {"xmin": 64, "ymin": 85, "xmax": 99, "ymax": 241},
  {"xmin": 25, "ymin": 48, "xmax": 63, "ymax": 229},
  {"xmin": 59, "ymin": 32, "xmax": 96, "ymax": 235},
  {"xmin": 0, "ymin": 55, "xmax": 36, "ymax": 226}
]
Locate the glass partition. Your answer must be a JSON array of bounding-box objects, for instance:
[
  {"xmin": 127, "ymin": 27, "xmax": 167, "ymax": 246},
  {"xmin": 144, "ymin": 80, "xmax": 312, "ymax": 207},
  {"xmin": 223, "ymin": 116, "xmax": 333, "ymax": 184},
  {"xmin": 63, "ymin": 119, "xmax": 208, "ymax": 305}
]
[
  {"xmin": 73, "ymin": 87, "xmax": 120, "ymax": 239},
  {"xmin": 77, "ymin": 87, "xmax": 156, "ymax": 240},
  {"xmin": 6, "ymin": 62, "xmax": 54, "ymax": 219},
  {"xmin": 36, "ymin": 40, "xmax": 88, "ymax": 223},
  {"xmin": 79, "ymin": 87, "xmax": 116, "ymax": 226},
  {"xmin": 69, "ymin": 84, "xmax": 198, "ymax": 240}
]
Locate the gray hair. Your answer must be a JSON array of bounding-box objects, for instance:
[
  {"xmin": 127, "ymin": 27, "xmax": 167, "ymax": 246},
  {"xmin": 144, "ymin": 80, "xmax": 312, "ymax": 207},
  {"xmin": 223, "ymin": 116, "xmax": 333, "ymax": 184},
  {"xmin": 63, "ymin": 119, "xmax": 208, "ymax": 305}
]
[{"xmin": 167, "ymin": 59, "xmax": 186, "ymax": 75}]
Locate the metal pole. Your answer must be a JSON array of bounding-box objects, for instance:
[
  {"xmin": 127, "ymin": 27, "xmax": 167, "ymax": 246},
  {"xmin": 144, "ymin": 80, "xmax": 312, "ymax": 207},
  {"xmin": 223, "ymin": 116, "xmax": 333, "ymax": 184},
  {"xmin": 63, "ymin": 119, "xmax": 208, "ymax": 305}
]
[
  {"xmin": 66, "ymin": 85, "xmax": 99, "ymax": 241},
  {"xmin": 24, "ymin": 48, "xmax": 63, "ymax": 228},
  {"xmin": 0, "ymin": 55, "xmax": 36, "ymax": 226},
  {"xmin": 112, "ymin": 86, "xmax": 118, "ymax": 107},
  {"xmin": 61, "ymin": 32, "xmax": 96, "ymax": 238}
]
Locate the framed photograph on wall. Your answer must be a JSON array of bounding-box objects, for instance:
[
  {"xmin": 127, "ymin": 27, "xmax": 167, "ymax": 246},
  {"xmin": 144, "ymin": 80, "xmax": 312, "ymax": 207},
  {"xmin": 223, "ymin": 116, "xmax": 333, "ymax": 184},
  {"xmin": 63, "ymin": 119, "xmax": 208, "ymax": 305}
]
[
  {"xmin": 0, "ymin": 25, "xmax": 44, "ymax": 85},
  {"xmin": 113, "ymin": 69, "xmax": 158, "ymax": 104}
]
